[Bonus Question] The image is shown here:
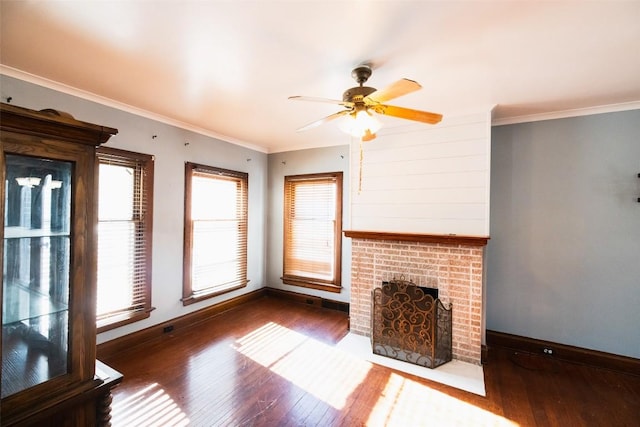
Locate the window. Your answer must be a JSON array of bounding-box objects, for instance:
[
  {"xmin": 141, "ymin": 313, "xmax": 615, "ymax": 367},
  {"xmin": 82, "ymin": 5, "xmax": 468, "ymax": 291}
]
[
  {"xmin": 96, "ymin": 147, "xmax": 154, "ymax": 332},
  {"xmin": 183, "ymin": 162, "xmax": 248, "ymax": 305},
  {"xmin": 282, "ymin": 172, "xmax": 343, "ymax": 292}
]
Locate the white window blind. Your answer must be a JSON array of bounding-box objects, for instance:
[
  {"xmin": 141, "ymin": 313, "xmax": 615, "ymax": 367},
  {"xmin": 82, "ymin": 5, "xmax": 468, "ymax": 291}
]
[
  {"xmin": 96, "ymin": 148, "xmax": 153, "ymax": 331},
  {"xmin": 283, "ymin": 173, "xmax": 342, "ymax": 292},
  {"xmin": 183, "ymin": 163, "xmax": 248, "ymax": 304}
]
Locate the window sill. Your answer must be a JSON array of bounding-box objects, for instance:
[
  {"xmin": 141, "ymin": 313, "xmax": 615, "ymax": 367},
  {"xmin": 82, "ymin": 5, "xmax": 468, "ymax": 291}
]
[
  {"xmin": 281, "ymin": 277, "xmax": 342, "ymax": 293},
  {"xmin": 182, "ymin": 282, "xmax": 247, "ymax": 306},
  {"xmin": 97, "ymin": 308, "xmax": 154, "ymax": 334}
]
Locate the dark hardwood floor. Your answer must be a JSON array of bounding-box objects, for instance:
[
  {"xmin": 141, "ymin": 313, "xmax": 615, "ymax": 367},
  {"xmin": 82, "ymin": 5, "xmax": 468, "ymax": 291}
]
[{"xmin": 101, "ymin": 297, "xmax": 640, "ymax": 427}]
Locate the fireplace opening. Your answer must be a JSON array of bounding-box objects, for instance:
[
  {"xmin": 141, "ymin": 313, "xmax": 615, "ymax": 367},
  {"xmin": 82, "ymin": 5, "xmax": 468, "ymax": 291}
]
[{"xmin": 372, "ymin": 277, "xmax": 452, "ymax": 369}]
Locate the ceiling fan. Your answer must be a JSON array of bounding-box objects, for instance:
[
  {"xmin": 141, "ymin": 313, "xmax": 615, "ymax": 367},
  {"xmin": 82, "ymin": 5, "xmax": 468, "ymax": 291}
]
[{"xmin": 289, "ymin": 65, "xmax": 442, "ymax": 141}]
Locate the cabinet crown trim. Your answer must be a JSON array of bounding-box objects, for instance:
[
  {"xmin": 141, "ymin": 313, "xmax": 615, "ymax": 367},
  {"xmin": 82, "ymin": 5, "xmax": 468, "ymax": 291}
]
[{"xmin": 1, "ymin": 103, "xmax": 118, "ymax": 145}]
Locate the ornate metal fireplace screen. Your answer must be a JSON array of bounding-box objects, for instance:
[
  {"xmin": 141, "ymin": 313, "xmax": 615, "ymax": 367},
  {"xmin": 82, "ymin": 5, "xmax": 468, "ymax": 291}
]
[{"xmin": 371, "ymin": 277, "xmax": 452, "ymax": 369}]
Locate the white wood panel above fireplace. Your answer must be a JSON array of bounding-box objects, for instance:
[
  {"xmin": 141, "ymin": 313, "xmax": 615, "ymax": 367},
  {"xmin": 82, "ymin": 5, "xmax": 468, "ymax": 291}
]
[{"xmin": 350, "ymin": 111, "xmax": 492, "ymax": 236}]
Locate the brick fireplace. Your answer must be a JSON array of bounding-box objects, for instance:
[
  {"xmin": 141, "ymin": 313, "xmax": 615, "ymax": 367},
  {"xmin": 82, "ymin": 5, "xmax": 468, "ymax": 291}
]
[{"xmin": 345, "ymin": 231, "xmax": 488, "ymax": 365}]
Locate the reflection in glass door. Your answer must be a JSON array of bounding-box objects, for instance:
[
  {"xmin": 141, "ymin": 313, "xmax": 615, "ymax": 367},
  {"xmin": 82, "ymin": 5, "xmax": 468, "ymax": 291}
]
[{"xmin": 2, "ymin": 154, "xmax": 72, "ymax": 398}]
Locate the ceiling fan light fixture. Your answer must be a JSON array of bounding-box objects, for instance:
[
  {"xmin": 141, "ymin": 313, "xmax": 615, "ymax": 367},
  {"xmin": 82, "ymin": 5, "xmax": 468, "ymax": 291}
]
[
  {"xmin": 290, "ymin": 66, "xmax": 441, "ymax": 141},
  {"xmin": 338, "ymin": 109, "xmax": 381, "ymax": 139}
]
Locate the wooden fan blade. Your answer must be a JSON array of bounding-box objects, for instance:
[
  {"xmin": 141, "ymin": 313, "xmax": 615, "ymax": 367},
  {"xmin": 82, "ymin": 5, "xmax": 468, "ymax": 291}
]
[
  {"xmin": 365, "ymin": 79, "xmax": 422, "ymax": 104},
  {"xmin": 288, "ymin": 95, "xmax": 353, "ymax": 107},
  {"xmin": 296, "ymin": 110, "xmax": 349, "ymax": 132},
  {"xmin": 372, "ymin": 104, "xmax": 442, "ymax": 124}
]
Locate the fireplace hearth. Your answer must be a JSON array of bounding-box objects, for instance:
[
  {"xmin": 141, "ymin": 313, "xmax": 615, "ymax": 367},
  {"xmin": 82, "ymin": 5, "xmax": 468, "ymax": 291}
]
[{"xmin": 371, "ymin": 277, "xmax": 452, "ymax": 369}]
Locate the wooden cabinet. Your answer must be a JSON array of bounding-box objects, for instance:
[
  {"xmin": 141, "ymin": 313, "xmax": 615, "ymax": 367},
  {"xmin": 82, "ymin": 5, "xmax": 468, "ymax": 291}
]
[{"xmin": 1, "ymin": 103, "xmax": 122, "ymax": 426}]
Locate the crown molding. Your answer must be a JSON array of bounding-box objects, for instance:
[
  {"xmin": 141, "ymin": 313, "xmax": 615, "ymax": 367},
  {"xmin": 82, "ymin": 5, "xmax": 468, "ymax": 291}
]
[
  {"xmin": 5, "ymin": 65, "xmax": 638, "ymax": 144},
  {"xmin": 0, "ymin": 65, "xmax": 268, "ymax": 153},
  {"xmin": 492, "ymin": 101, "xmax": 640, "ymax": 126}
]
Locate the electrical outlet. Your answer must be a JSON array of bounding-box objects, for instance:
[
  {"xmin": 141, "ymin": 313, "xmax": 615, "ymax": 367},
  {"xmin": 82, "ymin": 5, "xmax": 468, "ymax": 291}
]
[{"xmin": 163, "ymin": 325, "xmax": 174, "ymax": 333}]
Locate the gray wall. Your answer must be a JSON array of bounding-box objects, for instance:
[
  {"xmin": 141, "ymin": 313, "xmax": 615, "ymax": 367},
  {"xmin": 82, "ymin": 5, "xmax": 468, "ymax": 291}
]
[
  {"xmin": 1, "ymin": 75, "xmax": 269, "ymax": 344},
  {"xmin": 267, "ymin": 146, "xmax": 351, "ymax": 302},
  {"xmin": 6, "ymin": 73, "xmax": 639, "ymax": 358},
  {"xmin": 487, "ymin": 110, "xmax": 640, "ymax": 358}
]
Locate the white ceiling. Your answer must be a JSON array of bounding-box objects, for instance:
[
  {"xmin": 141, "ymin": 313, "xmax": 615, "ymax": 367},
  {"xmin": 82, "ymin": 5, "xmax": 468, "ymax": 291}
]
[{"xmin": 1, "ymin": 1, "xmax": 639, "ymax": 153}]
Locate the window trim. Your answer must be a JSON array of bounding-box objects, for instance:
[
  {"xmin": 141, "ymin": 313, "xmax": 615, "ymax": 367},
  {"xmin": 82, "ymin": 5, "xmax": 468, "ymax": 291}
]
[
  {"xmin": 96, "ymin": 147, "xmax": 154, "ymax": 333},
  {"xmin": 281, "ymin": 172, "xmax": 343, "ymax": 293},
  {"xmin": 182, "ymin": 162, "xmax": 249, "ymax": 305}
]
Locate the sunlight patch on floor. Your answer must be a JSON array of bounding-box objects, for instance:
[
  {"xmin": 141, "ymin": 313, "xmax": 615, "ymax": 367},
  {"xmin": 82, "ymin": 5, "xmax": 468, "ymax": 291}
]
[
  {"xmin": 233, "ymin": 321, "xmax": 371, "ymax": 409},
  {"xmin": 233, "ymin": 321, "xmax": 308, "ymax": 367},
  {"xmin": 367, "ymin": 372, "xmax": 518, "ymax": 427},
  {"xmin": 111, "ymin": 382, "xmax": 190, "ymax": 427},
  {"xmin": 233, "ymin": 322, "xmax": 517, "ymax": 425}
]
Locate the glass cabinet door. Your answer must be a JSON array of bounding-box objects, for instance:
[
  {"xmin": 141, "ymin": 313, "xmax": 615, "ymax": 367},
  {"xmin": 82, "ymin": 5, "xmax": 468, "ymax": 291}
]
[{"xmin": 2, "ymin": 154, "xmax": 72, "ymax": 398}]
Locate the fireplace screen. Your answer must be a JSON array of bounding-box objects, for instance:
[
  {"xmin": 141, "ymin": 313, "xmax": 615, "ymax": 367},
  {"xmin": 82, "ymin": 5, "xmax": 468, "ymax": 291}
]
[{"xmin": 371, "ymin": 277, "xmax": 452, "ymax": 369}]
